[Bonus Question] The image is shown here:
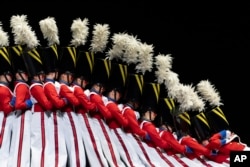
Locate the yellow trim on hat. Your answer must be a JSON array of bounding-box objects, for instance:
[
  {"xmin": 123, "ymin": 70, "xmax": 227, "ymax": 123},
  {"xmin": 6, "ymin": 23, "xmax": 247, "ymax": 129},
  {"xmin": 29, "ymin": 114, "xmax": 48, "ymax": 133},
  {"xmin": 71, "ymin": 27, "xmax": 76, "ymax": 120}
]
[
  {"xmin": 118, "ymin": 64, "xmax": 127, "ymax": 86},
  {"xmin": 212, "ymin": 106, "xmax": 229, "ymax": 125},
  {"xmin": 51, "ymin": 44, "xmax": 58, "ymax": 59},
  {"xmin": 0, "ymin": 47, "xmax": 11, "ymax": 65},
  {"xmin": 151, "ymin": 83, "xmax": 160, "ymax": 103},
  {"xmin": 28, "ymin": 49, "xmax": 42, "ymax": 64},
  {"xmin": 135, "ymin": 74, "xmax": 143, "ymax": 94},
  {"xmin": 67, "ymin": 47, "xmax": 76, "ymax": 67},
  {"xmin": 85, "ymin": 52, "xmax": 94, "ymax": 73},
  {"xmin": 179, "ymin": 112, "xmax": 191, "ymax": 125},
  {"xmin": 103, "ymin": 59, "xmax": 110, "ymax": 77},
  {"xmin": 12, "ymin": 45, "xmax": 23, "ymax": 56},
  {"xmin": 196, "ymin": 112, "xmax": 210, "ymax": 128},
  {"xmin": 164, "ymin": 98, "xmax": 175, "ymax": 112}
]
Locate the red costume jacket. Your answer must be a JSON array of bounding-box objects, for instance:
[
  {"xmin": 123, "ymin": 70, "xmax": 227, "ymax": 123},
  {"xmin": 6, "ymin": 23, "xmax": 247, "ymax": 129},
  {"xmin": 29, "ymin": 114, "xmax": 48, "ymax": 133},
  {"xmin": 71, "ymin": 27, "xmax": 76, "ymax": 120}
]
[
  {"xmin": 139, "ymin": 120, "xmax": 171, "ymax": 149},
  {"xmin": 71, "ymin": 86, "xmax": 96, "ymax": 114},
  {"xmin": 29, "ymin": 82, "xmax": 53, "ymax": 112},
  {"xmin": 205, "ymin": 130, "xmax": 249, "ymax": 155},
  {"xmin": 0, "ymin": 83, "xmax": 14, "ymax": 116},
  {"xmin": 158, "ymin": 129, "xmax": 186, "ymax": 155},
  {"xmin": 43, "ymin": 81, "xmax": 67, "ymax": 110},
  {"xmin": 13, "ymin": 81, "xmax": 30, "ymax": 111},
  {"xmin": 105, "ymin": 100, "xmax": 128, "ymax": 129},
  {"xmin": 58, "ymin": 83, "xmax": 79, "ymax": 112},
  {"xmin": 121, "ymin": 104, "xmax": 147, "ymax": 139},
  {"xmin": 89, "ymin": 91, "xmax": 112, "ymax": 120}
]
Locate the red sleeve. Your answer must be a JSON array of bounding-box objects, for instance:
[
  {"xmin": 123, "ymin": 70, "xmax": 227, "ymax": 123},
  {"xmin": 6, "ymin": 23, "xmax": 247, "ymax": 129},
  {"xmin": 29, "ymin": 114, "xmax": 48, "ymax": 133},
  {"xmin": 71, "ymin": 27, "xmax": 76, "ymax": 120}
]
[
  {"xmin": 15, "ymin": 84, "xmax": 29, "ymax": 110},
  {"xmin": 161, "ymin": 131, "xmax": 185, "ymax": 153},
  {"xmin": 44, "ymin": 83, "xmax": 66, "ymax": 109},
  {"xmin": 205, "ymin": 132, "xmax": 224, "ymax": 149},
  {"xmin": 74, "ymin": 87, "xmax": 96, "ymax": 110},
  {"xmin": 123, "ymin": 108, "xmax": 146, "ymax": 138},
  {"xmin": 181, "ymin": 136, "xmax": 210, "ymax": 156},
  {"xmin": 106, "ymin": 102, "xmax": 128, "ymax": 127},
  {"xmin": 30, "ymin": 85, "xmax": 53, "ymax": 110},
  {"xmin": 60, "ymin": 84, "xmax": 79, "ymax": 106},
  {"xmin": 89, "ymin": 94, "xmax": 112, "ymax": 119},
  {"xmin": 142, "ymin": 122, "xmax": 168, "ymax": 149},
  {"xmin": 206, "ymin": 139, "xmax": 222, "ymax": 150},
  {"xmin": 0, "ymin": 87, "xmax": 14, "ymax": 115}
]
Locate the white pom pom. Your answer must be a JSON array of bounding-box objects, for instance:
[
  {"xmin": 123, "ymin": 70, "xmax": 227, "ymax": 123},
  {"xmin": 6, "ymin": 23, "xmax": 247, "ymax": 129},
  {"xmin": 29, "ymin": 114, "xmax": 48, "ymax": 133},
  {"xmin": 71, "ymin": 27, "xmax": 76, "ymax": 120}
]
[
  {"xmin": 70, "ymin": 18, "xmax": 89, "ymax": 47},
  {"xmin": 196, "ymin": 79, "xmax": 222, "ymax": 107},
  {"xmin": 39, "ymin": 17, "xmax": 60, "ymax": 46},
  {"xmin": 0, "ymin": 22, "xmax": 9, "ymax": 47},
  {"xmin": 89, "ymin": 23, "xmax": 110, "ymax": 53}
]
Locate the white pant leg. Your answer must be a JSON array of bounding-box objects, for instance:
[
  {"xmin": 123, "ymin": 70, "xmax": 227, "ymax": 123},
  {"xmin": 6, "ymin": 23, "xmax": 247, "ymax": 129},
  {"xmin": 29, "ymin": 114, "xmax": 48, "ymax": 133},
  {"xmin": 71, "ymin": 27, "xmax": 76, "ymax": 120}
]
[{"xmin": 78, "ymin": 113, "xmax": 109, "ymax": 167}]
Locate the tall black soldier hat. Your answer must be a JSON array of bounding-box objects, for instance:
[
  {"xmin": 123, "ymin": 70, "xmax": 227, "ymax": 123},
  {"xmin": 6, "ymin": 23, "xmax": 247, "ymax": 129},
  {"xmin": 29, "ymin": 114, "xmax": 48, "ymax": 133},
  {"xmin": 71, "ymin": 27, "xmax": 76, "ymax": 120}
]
[
  {"xmin": 196, "ymin": 80, "xmax": 230, "ymax": 134},
  {"xmin": 22, "ymin": 48, "xmax": 44, "ymax": 77},
  {"xmin": 39, "ymin": 17, "xmax": 60, "ymax": 74},
  {"xmin": 0, "ymin": 46, "xmax": 12, "ymax": 75},
  {"xmin": 59, "ymin": 17, "xmax": 90, "ymax": 76},
  {"xmin": 123, "ymin": 73, "xmax": 144, "ymax": 104},
  {"xmin": 90, "ymin": 58, "xmax": 111, "ymax": 88},
  {"xmin": 205, "ymin": 106, "xmax": 230, "ymax": 134},
  {"xmin": 75, "ymin": 50, "xmax": 94, "ymax": 82},
  {"xmin": 89, "ymin": 23, "xmax": 111, "ymax": 60},
  {"xmin": 156, "ymin": 97, "xmax": 176, "ymax": 129},
  {"xmin": 9, "ymin": 45, "xmax": 27, "ymax": 73},
  {"xmin": 190, "ymin": 112, "xmax": 212, "ymax": 142},
  {"xmin": 105, "ymin": 62, "xmax": 128, "ymax": 95},
  {"xmin": 175, "ymin": 111, "xmax": 192, "ymax": 138},
  {"xmin": 58, "ymin": 46, "xmax": 77, "ymax": 75},
  {"xmin": 10, "ymin": 14, "xmax": 41, "ymax": 76},
  {"xmin": 140, "ymin": 82, "xmax": 160, "ymax": 114},
  {"xmin": 39, "ymin": 44, "xmax": 59, "ymax": 74},
  {"xmin": 0, "ymin": 22, "xmax": 12, "ymax": 75}
]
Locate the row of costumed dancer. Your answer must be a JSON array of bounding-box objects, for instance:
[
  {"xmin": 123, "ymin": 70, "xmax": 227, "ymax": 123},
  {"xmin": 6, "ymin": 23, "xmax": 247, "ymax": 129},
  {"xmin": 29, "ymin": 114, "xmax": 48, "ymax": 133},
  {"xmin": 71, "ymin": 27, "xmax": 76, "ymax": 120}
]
[{"xmin": 0, "ymin": 15, "xmax": 249, "ymax": 167}]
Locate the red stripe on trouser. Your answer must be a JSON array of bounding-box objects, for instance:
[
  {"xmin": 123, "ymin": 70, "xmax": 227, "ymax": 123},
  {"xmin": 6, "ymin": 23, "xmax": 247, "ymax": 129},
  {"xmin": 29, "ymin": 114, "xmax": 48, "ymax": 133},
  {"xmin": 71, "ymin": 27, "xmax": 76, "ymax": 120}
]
[
  {"xmin": 114, "ymin": 128, "xmax": 134, "ymax": 166},
  {"xmin": 17, "ymin": 113, "xmax": 25, "ymax": 167},
  {"xmin": 155, "ymin": 147, "xmax": 175, "ymax": 167},
  {"xmin": 41, "ymin": 112, "xmax": 46, "ymax": 167},
  {"xmin": 82, "ymin": 115, "xmax": 104, "ymax": 167},
  {"xmin": 197, "ymin": 157, "xmax": 213, "ymax": 167},
  {"xmin": 67, "ymin": 112, "xmax": 80, "ymax": 167},
  {"xmin": 172, "ymin": 154, "xmax": 189, "ymax": 167},
  {"xmin": 53, "ymin": 112, "xmax": 59, "ymax": 167},
  {"xmin": 0, "ymin": 116, "xmax": 7, "ymax": 147},
  {"xmin": 98, "ymin": 119, "xmax": 119, "ymax": 167},
  {"xmin": 133, "ymin": 135, "xmax": 155, "ymax": 167}
]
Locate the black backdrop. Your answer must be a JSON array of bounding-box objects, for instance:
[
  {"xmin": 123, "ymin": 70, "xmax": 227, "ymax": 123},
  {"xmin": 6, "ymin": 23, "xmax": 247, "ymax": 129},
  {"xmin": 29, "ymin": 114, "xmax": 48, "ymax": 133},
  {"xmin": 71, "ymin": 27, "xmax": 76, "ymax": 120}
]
[{"xmin": 2, "ymin": 2, "xmax": 249, "ymax": 145}]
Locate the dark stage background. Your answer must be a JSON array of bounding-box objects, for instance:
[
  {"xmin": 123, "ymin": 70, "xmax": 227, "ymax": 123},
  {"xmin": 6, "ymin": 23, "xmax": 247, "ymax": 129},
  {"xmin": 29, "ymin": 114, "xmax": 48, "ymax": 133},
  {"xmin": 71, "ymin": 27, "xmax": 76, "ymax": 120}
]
[{"xmin": 2, "ymin": 2, "xmax": 249, "ymax": 145}]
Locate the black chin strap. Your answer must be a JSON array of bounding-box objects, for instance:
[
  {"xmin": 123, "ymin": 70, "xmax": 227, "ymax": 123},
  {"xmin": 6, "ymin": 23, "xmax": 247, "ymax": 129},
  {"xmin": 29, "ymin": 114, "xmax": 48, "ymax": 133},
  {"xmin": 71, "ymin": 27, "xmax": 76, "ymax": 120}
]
[
  {"xmin": 4, "ymin": 74, "xmax": 11, "ymax": 84},
  {"xmin": 18, "ymin": 71, "xmax": 26, "ymax": 81},
  {"xmin": 38, "ymin": 74, "xmax": 43, "ymax": 83},
  {"xmin": 80, "ymin": 78, "xmax": 84, "ymax": 88}
]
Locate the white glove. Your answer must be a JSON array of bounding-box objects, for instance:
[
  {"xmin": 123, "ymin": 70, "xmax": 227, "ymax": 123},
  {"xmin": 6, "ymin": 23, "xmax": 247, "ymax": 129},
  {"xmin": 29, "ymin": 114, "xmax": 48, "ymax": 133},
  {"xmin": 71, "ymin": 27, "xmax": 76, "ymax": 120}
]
[{"xmin": 134, "ymin": 111, "xmax": 140, "ymax": 120}]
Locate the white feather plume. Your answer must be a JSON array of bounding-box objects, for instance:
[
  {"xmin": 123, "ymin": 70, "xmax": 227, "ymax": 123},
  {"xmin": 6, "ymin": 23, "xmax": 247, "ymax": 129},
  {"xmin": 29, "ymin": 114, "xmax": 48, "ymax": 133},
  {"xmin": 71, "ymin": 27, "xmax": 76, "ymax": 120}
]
[
  {"xmin": 106, "ymin": 33, "xmax": 129, "ymax": 61},
  {"xmin": 89, "ymin": 23, "xmax": 110, "ymax": 53},
  {"xmin": 107, "ymin": 33, "xmax": 141, "ymax": 65},
  {"xmin": 196, "ymin": 79, "xmax": 223, "ymax": 107},
  {"xmin": 0, "ymin": 22, "xmax": 9, "ymax": 47},
  {"xmin": 174, "ymin": 84, "xmax": 205, "ymax": 112},
  {"xmin": 174, "ymin": 84, "xmax": 194, "ymax": 112},
  {"xmin": 10, "ymin": 14, "xmax": 39, "ymax": 49},
  {"xmin": 122, "ymin": 34, "xmax": 141, "ymax": 65},
  {"xmin": 154, "ymin": 54, "xmax": 173, "ymax": 84},
  {"xmin": 163, "ymin": 70, "xmax": 180, "ymax": 97},
  {"xmin": 135, "ymin": 42, "xmax": 154, "ymax": 74},
  {"xmin": 39, "ymin": 17, "xmax": 59, "ymax": 46},
  {"xmin": 70, "ymin": 18, "xmax": 89, "ymax": 47}
]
